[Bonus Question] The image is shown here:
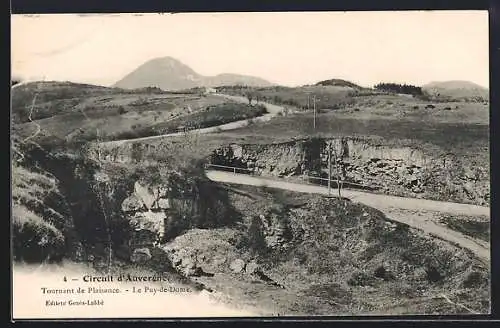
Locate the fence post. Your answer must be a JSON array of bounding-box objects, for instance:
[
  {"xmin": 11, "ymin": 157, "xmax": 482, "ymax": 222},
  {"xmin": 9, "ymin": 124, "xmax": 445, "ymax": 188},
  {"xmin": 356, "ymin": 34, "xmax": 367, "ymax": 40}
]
[{"xmin": 234, "ymin": 167, "xmax": 236, "ymax": 174}]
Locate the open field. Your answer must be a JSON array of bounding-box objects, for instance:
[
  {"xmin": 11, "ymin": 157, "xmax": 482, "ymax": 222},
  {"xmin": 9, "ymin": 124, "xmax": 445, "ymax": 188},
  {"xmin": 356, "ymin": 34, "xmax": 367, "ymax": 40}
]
[
  {"xmin": 216, "ymin": 85, "xmax": 369, "ymax": 110},
  {"xmin": 216, "ymin": 84, "xmax": 489, "ymax": 112},
  {"xmin": 12, "ymin": 82, "xmax": 268, "ymax": 146},
  {"xmin": 214, "ymin": 109, "xmax": 489, "ymax": 158}
]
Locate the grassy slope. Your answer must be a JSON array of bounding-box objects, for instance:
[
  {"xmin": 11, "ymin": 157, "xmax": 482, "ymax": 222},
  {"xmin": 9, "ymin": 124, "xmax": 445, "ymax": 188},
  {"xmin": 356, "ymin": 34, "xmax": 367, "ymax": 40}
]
[
  {"xmin": 11, "ymin": 163, "xmax": 69, "ymax": 262},
  {"xmin": 216, "ymin": 85, "xmax": 369, "ymax": 110},
  {"xmin": 12, "ymin": 82, "xmax": 267, "ymax": 146},
  {"xmin": 422, "ymin": 81, "xmax": 489, "ymax": 102},
  {"xmin": 168, "ymin": 184, "xmax": 489, "ymax": 315},
  {"xmin": 112, "ymin": 103, "xmax": 267, "ymax": 140},
  {"xmin": 211, "ymin": 84, "xmax": 488, "ymax": 165}
]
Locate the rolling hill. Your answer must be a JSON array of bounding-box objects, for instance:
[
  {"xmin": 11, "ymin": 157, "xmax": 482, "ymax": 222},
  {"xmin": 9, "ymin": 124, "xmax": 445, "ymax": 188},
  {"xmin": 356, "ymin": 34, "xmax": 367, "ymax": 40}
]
[
  {"xmin": 314, "ymin": 78, "xmax": 363, "ymax": 89},
  {"xmin": 113, "ymin": 56, "xmax": 274, "ymax": 91},
  {"xmin": 422, "ymin": 80, "xmax": 488, "ymax": 102}
]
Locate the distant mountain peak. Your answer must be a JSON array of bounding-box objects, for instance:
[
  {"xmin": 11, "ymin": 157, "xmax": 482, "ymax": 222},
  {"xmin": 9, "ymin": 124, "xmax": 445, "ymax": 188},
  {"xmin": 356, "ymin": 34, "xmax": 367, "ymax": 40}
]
[{"xmin": 114, "ymin": 57, "xmax": 273, "ymax": 90}]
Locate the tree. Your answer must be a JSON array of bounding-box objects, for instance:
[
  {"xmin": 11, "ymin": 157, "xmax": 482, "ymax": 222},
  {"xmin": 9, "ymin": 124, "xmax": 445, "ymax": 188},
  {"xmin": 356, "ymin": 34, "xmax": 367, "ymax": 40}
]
[{"xmin": 374, "ymin": 82, "xmax": 423, "ymax": 96}]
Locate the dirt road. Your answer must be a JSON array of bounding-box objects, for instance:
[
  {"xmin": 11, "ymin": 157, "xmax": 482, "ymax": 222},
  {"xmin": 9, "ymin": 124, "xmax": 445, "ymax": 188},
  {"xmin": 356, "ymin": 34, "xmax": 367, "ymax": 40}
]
[
  {"xmin": 100, "ymin": 93, "xmax": 283, "ymax": 147},
  {"xmin": 205, "ymin": 170, "xmax": 490, "ymax": 262}
]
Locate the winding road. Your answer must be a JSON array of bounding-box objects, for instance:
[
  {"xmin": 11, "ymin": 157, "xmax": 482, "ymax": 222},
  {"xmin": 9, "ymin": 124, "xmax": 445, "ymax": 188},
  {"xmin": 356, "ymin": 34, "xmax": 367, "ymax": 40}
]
[
  {"xmin": 206, "ymin": 170, "xmax": 490, "ymax": 262},
  {"xmin": 96, "ymin": 93, "xmax": 491, "ymax": 262},
  {"xmin": 100, "ymin": 93, "xmax": 283, "ymax": 147}
]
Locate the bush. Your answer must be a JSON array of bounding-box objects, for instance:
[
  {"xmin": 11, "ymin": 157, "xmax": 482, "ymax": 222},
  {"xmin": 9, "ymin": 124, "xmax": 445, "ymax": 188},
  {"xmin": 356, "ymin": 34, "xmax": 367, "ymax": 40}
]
[
  {"xmin": 374, "ymin": 265, "xmax": 396, "ymax": 281},
  {"xmin": 462, "ymin": 271, "xmax": 487, "ymax": 289},
  {"xmin": 12, "ymin": 205, "xmax": 65, "ymax": 263},
  {"xmin": 348, "ymin": 270, "xmax": 377, "ymax": 286}
]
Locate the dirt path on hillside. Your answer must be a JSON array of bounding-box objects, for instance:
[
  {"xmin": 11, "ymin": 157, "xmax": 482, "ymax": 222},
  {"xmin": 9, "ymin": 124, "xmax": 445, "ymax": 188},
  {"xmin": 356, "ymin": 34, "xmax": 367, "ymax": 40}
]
[
  {"xmin": 100, "ymin": 93, "xmax": 284, "ymax": 147},
  {"xmin": 205, "ymin": 170, "xmax": 490, "ymax": 262}
]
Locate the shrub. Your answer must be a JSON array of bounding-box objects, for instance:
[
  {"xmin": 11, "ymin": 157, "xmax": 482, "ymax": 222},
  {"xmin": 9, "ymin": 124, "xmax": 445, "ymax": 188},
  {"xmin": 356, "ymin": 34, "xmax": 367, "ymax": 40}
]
[
  {"xmin": 348, "ymin": 270, "xmax": 377, "ymax": 286},
  {"xmin": 12, "ymin": 205, "xmax": 65, "ymax": 263},
  {"xmin": 374, "ymin": 265, "xmax": 396, "ymax": 281},
  {"xmin": 462, "ymin": 271, "xmax": 487, "ymax": 289}
]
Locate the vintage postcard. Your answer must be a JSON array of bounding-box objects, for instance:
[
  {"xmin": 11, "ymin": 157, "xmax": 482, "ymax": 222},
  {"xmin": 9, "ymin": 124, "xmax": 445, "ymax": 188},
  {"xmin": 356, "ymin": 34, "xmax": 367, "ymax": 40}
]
[{"xmin": 11, "ymin": 11, "xmax": 490, "ymax": 319}]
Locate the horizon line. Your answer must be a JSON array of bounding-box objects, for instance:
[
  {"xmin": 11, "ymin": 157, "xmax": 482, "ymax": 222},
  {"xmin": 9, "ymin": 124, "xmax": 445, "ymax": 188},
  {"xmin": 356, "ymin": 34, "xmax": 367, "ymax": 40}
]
[{"xmin": 10, "ymin": 75, "xmax": 489, "ymax": 90}]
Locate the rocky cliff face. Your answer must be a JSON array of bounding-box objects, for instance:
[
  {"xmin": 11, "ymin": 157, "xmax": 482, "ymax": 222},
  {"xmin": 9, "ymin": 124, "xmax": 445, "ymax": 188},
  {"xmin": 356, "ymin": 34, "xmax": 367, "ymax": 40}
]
[
  {"xmin": 14, "ymin": 140, "xmax": 240, "ymax": 274},
  {"xmin": 81, "ymin": 159, "xmax": 238, "ymax": 272},
  {"xmin": 209, "ymin": 137, "xmax": 489, "ymax": 206}
]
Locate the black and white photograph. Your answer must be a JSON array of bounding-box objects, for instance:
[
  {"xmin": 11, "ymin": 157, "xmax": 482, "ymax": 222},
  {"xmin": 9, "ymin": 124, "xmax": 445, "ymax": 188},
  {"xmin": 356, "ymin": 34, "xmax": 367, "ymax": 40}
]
[{"xmin": 11, "ymin": 11, "xmax": 490, "ymax": 318}]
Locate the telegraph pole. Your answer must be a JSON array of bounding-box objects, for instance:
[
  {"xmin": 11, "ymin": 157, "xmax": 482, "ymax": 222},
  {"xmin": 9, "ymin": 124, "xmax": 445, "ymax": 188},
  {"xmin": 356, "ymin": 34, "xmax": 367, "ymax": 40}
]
[
  {"xmin": 333, "ymin": 150, "xmax": 341, "ymax": 198},
  {"xmin": 313, "ymin": 95, "xmax": 316, "ymax": 130},
  {"xmin": 328, "ymin": 144, "xmax": 332, "ymax": 196}
]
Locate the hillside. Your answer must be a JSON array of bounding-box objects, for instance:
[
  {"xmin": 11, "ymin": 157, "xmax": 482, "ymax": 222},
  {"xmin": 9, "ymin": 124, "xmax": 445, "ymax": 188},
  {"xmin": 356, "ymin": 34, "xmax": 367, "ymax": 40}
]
[
  {"xmin": 114, "ymin": 57, "xmax": 274, "ymax": 91},
  {"xmin": 11, "ymin": 81, "xmax": 165, "ymax": 124},
  {"xmin": 11, "ymin": 75, "xmax": 490, "ymax": 316},
  {"xmin": 422, "ymin": 81, "xmax": 488, "ymax": 102},
  {"xmin": 314, "ymin": 78, "xmax": 363, "ymax": 89},
  {"xmin": 11, "ymin": 80, "xmax": 272, "ymax": 148}
]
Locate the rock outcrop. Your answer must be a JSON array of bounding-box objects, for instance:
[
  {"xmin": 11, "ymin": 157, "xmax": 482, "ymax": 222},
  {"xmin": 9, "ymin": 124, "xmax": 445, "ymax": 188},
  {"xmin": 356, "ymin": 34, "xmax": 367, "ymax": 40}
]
[{"xmin": 209, "ymin": 137, "xmax": 489, "ymax": 206}]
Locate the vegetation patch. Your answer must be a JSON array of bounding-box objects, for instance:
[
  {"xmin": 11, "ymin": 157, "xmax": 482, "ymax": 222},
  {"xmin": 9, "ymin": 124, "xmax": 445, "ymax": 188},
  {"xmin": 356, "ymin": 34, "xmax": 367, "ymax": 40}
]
[{"xmin": 438, "ymin": 215, "xmax": 490, "ymax": 242}]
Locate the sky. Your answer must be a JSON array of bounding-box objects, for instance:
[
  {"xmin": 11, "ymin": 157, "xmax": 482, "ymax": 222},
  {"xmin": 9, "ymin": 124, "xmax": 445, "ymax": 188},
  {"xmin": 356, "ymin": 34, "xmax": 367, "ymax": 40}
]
[{"xmin": 11, "ymin": 11, "xmax": 489, "ymax": 88}]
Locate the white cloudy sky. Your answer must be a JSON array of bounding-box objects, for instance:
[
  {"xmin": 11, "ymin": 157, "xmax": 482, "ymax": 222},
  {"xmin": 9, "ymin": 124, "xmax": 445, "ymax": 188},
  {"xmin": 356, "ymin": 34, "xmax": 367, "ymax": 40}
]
[{"xmin": 11, "ymin": 11, "xmax": 489, "ymax": 88}]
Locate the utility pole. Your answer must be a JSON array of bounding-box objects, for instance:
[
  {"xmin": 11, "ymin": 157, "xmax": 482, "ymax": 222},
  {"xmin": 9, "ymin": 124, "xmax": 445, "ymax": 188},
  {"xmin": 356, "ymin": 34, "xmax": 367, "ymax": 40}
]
[
  {"xmin": 328, "ymin": 144, "xmax": 332, "ymax": 196},
  {"xmin": 313, "ymin": 95, "xmax": 316, "ymax": 130},
  {"xmin": 333, "ymin": 150, "xmax": 341, "ymax": 198}
]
